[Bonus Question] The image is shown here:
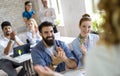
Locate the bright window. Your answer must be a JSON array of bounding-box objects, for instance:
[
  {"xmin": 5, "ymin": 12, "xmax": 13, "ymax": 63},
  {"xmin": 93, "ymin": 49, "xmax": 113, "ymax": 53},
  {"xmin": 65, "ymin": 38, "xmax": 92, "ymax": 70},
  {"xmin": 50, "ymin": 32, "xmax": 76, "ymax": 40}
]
[{"xmin": 47, "ymin": 0, "xmax": 64, "ymax": 26}]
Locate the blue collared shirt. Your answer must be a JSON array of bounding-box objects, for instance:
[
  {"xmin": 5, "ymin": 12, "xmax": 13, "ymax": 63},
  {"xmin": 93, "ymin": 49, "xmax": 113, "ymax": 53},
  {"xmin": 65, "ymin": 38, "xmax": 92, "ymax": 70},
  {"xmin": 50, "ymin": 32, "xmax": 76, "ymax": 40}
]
[
  {"xmin": 31, "ymin": 40, "xmax": 76, "ymax": 72},
  {"xmin": 71, "ymin": 34, "xmax": 99, "ymax": 67}
]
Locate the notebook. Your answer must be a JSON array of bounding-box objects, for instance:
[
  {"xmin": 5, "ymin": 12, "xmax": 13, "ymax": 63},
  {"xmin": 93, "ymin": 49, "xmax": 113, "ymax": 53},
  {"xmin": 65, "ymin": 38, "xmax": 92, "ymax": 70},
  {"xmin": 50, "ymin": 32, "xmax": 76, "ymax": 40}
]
[{"xmin": 12, "ymin": 43, "xmax": 30, "ymax": 57}]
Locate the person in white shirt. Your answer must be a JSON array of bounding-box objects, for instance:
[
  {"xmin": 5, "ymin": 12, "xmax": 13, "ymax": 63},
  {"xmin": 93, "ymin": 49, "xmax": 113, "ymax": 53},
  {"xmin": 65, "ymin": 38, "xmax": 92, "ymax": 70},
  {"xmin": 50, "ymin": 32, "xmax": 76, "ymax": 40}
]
[
  {"xmin": 0, "ymin": 21, "xmax": 25, "ymax": 76},
  {"xmin": 39, "ymin": 0, "xmax": 58, "ymax": 33},
  {"xmin": 26, "ymin": 18, "xmax": 41, "ymax": 44},
  {"xmin": 85, "ymin": 0, "xmax": 120, "ymax": 76}
]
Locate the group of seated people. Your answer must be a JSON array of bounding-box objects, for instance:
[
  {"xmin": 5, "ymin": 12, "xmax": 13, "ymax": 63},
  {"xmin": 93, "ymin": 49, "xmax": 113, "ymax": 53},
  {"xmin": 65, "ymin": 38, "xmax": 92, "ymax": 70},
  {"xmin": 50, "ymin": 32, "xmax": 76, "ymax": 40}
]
[
  {"xmin": 1, "ymin": 0, "xmax": 120, "ymax": 76},
  {"xmin": 23, "ymin": 0, "xmax": 58, "ymax": 45},
  {"xmin": 0, "ymin": 1, "xmax": 99, "ymax": 76},
  {"xmin": 0, "ymin": 13, "xmax": 99, "ymax": 76}
]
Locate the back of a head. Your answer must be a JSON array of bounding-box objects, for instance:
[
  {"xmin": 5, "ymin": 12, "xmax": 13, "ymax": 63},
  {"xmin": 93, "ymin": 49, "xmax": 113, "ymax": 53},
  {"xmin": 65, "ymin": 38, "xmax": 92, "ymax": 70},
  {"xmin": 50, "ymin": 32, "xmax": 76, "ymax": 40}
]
[
  {"xmin": 98, "ymin": 0, "xmax": 120, "ymax": 45},
  {"xmin": 1, "ymin": 21, "xmax": 11, "ymax": 30},
  {"xmin": 38, "ymin": 21, "xmax": 53, "ymax": 33}
]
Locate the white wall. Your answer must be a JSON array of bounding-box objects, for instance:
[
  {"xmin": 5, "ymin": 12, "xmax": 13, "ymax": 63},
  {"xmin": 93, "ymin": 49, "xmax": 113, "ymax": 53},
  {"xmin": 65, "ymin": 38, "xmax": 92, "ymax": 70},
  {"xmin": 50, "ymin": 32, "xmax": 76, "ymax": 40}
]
[
  {"xmin": 0, "ymin": 0, "xmax": 86, "ymax": 37},
  {"xmin": 0, "ymin": 0, "xmax": 28, "ymax": 34},
  {"xmin": 28, "ymin": 0, "xmax": 87, "ymax": 37},
  {"xmin": 58, "ymin": 0, "xmax": 86, "ymax": 37}
]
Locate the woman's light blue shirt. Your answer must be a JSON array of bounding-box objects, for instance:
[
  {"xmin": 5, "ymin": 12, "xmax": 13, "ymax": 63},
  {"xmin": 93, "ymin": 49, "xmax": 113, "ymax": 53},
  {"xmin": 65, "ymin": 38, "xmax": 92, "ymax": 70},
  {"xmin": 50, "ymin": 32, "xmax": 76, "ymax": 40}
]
[{"xmin": 71, "ymin": 34, "xmax": 99, "ymax": 67}]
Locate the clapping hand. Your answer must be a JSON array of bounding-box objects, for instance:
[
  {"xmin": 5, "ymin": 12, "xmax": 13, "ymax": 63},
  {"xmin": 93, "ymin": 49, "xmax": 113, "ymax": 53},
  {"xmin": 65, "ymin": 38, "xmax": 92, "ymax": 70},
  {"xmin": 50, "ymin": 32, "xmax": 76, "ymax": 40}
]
[
  {"xmin": 9, "ymin": 31, "xmax": 16, "ymax": 40},
  {"xmin": 51, "ymin": 46, "xmax": 67, "ymax": 65},
  {"xmin": 80, "ymin": 44, "xmax": 87, "ymax": 55}
]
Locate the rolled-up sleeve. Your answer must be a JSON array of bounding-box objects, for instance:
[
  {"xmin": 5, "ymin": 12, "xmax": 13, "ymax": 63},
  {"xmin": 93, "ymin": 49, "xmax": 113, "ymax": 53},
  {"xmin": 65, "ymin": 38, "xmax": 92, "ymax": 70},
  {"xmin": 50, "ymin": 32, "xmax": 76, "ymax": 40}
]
[{"xmin": 31, "ymin": 48, "xmax": 46, "ymax": 66}]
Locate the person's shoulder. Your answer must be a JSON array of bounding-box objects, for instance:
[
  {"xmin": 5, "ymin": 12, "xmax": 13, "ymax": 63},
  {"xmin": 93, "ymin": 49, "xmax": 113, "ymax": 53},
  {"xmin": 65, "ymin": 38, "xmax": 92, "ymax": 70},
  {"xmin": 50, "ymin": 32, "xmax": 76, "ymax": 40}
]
[
  {"xmin": 55, "ymin": 40, "xmax": 65, "ymax": 44},
  {"xmin": 31, "ymin": 10, "xmax": 35, "ymax": 13},
  {"xmin": 55, "ymin": 40, "xmax": 67, "ymax": 47},
  {"xmin": 72, "ymin": 37, "xmax": 79, "ymax": 44},
  {"xmin": 0, "ymin": 34, "xmax": 4, "ymax": 43},
  {"xmin": 89, "ymin": 33, "xmax": 99, "ymax": 37},
  {"xmin": 22, "ymin": 11, "xmax": 28, "ymax": 17},
  {"xmin": 35, "ymin": 40, "xmax": 42, "ymax": 46},
  {"xmin": 89, "ymin": 33, "xmax": 99, "ymax": 39},
  {"xmin": 22, "ymin": 11, "xmax": 27, "ymax": 14},
  {"xmin": 0, "ymin": 34, "xmax": 3, "ymax": 39},
  {"xmin": 33, "ymin": 41, "xmax": 43, "ymax": 50},
  {"xmin": 89, "ymin": 44, "xmax": 111, "ymax": 57}
]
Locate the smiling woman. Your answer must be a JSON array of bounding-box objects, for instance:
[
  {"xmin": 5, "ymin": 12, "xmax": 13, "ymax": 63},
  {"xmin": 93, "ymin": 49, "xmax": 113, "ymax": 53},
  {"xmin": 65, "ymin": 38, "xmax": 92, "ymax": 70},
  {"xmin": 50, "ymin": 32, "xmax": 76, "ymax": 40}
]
[
  {"xmin": 22, "ymin": 1, "xmax": 36, "ymax": 24},
  {"xmin": 71, "ymin": 13, "xmax": 99, "ymax": 68}
]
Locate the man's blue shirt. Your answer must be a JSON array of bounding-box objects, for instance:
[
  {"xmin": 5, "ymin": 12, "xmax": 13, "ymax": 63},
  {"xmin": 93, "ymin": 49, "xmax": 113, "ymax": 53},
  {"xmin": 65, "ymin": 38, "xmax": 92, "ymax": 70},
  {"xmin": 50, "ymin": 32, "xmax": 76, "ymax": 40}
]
[{"xmin": 31, "ymin": 40, "xmax": 76, "ymax": 72}]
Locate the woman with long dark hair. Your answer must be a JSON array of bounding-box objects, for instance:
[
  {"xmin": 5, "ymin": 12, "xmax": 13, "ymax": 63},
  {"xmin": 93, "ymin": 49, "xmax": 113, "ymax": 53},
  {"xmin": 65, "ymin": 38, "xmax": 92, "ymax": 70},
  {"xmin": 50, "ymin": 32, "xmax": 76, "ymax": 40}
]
[{"xmin": 22, "ymin": 1, "xmax": 36, "ymax": 24}]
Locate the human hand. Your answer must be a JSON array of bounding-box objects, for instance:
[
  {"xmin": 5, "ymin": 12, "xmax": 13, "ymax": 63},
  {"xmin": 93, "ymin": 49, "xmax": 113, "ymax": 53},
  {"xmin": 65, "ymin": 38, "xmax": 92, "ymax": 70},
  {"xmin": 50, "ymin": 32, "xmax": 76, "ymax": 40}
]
[
  {"xmin": 80, "ymin": 44, "xmax": 87, "ymax": 55},
  {"xmin": 9, "ymin": 31, "xmax": 16, "ymax": 40},
  {"xmin": 51, "ymin": 47, "xmax": 67, "ymax": 65},
  {"xmin": 56, "ymin": 46, "xmax": 67, "ymax": 61},
  {"xmin": 51, "ymin": 55, "xmax": 63, "ymax": 66},
  {"xmin": 34, "ymin": 65, "xmax": 63, "ymax": 76}
]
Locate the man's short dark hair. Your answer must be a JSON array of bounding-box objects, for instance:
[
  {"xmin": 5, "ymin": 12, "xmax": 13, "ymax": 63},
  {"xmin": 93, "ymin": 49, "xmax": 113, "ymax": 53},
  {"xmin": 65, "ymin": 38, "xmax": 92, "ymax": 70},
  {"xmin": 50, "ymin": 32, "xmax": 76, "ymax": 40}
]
[
  {"xmin": 38, "ymin": 21, "xmax": 53, "ymax": 33},
  {"xmin": 1, "ymin": 21, "xmax": 11, "ymax": 30}
]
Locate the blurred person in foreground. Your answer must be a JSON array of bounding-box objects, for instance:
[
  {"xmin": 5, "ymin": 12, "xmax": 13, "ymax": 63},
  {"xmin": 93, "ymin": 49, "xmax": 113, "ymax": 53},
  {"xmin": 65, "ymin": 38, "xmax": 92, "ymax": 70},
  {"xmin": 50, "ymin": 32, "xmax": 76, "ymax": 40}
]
[{"xmin": 85, "ymin": 0, "xmax": 120, "ymax": 76}]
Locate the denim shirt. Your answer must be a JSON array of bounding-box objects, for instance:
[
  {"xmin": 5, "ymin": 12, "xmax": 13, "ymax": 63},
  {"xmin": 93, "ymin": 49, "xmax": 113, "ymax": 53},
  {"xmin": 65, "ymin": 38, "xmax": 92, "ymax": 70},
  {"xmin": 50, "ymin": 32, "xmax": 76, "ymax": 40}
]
[
  {"xmin": 71, "ymin": 34, "xmax": 99, "ymax": 67},
  {"xmin": 31, "ymin": 40, "xmax": 76, "ymax": 72}
]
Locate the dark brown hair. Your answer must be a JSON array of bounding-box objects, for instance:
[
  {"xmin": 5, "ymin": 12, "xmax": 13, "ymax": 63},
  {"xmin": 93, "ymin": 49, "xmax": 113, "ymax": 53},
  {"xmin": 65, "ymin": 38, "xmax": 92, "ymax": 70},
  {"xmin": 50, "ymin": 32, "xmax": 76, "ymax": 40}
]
[
  {"xmin": 38, "ymin": 21, "xmax": 53, "ymax": 33},
  {"xmin": 79, "ymin": 14, "xmax": 91, "ymax": 26},
  {"xmin": 98, "ymin": 0, "xmax": 120, "ymax": 45},
  {"xmin": 24, "ymin": 1, "xmax": 32, "ymax": 11},
  {"xmin": 1, "ymin": 21, "xmax": 11, "ymax": 30}
]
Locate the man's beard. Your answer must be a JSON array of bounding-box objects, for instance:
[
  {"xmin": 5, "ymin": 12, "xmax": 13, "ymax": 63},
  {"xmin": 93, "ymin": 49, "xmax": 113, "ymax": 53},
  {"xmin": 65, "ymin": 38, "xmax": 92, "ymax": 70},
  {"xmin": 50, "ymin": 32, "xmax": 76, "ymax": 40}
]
[{"xmin": 43, "ymin": 36, "xmax": 55, "ymax": 46}]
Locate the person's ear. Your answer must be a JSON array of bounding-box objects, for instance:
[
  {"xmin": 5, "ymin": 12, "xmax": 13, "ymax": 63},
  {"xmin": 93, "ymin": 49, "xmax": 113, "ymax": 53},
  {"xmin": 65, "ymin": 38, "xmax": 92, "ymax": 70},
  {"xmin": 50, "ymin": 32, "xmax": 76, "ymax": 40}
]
[{"xmin": 40, "ymin": 32, "xmax": 42, "ymax": 36}]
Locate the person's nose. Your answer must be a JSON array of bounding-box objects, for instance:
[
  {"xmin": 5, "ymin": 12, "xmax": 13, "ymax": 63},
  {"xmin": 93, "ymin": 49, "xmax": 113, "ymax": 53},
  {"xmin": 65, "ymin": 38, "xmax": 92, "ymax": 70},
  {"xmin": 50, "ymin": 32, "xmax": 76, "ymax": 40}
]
[
  {"xmin": 47, "ymin": 32, "xmax": 52, "ymax": 36},
  {"xmin": 85, "ymin": 27, "xmax": 89, "ymax": 31},
  {"xmin": 6, "ymin": 28, "xmax": 10, "ymax": 31}
]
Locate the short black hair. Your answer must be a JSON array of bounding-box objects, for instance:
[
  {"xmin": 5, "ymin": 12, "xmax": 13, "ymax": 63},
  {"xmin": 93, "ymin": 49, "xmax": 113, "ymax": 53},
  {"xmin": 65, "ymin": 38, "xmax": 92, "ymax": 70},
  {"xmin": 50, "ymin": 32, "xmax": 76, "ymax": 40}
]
[
  {"xmin": 25, "ymin": 1, "xmax": 32, "ymax": 5},
  {"xmin": 38, "ymin": 21, "xmax": 53, "ymax": 33},
  {"xmin": 1, "ymin": 21, "xmax": 11, "ymax": 30}
]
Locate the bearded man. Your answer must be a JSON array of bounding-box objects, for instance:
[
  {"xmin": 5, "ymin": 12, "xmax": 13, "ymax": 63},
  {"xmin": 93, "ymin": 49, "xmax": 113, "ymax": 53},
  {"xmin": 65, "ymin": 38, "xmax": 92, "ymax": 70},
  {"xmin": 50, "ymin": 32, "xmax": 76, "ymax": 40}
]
[
  {"xmin": 0, "ymin": 21, "xmax": 25, "ymax": 76},
  {"xmin": 31, "ymin": 21, "xmax": 77, "ymax": 73}
]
